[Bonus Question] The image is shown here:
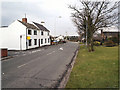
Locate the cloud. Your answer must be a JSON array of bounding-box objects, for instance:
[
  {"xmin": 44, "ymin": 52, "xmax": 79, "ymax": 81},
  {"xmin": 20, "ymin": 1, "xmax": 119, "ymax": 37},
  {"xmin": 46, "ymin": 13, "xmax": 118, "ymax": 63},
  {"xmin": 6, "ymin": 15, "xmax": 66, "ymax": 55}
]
[{"xmin": 1, "ymin": 0, "xmax": 78, "ymax": 36}]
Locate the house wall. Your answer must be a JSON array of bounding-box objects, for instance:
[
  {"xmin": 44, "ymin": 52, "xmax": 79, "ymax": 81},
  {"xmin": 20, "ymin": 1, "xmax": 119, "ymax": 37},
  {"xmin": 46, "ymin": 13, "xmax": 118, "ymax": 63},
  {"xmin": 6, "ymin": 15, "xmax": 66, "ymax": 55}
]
[
  {"xmin": 27, "ymin": 29, "xmax": 50, "ymax": 49},
  {"xmin": 103, "ymin": 32, "xmax": 118, "ymax": 38},
  {"xmin": 40, "ymin": 31, "xmax": 50, "ymax": 46},
  {"xmin": 0, "ymin": 20, "xmax": 27, "ymax": 50},
  {"xmin": 0, "ymin": 20, "xmax": 51, "ymax": 50},
  {"xmin": 0, "ymin": 27, "xmax": 8, "ymax": 49}
]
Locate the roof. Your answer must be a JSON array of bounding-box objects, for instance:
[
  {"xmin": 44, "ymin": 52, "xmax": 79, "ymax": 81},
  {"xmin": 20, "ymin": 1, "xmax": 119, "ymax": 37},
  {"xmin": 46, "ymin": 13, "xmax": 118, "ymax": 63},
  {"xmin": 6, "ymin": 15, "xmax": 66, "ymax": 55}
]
[
  {"xmin": 103, "ymin": 26, "xmax": 119, "ymax": 32},
  {"xmin": 33, "ymin": 22, "xmax": 50, "ymax": 32},
  {"xmin": 0, "ymin": 26, "xmax": 8, "ymax": 28},
  {"xmin": 18, "ymin": 20, "xmax": 39, "ymax": 30}
]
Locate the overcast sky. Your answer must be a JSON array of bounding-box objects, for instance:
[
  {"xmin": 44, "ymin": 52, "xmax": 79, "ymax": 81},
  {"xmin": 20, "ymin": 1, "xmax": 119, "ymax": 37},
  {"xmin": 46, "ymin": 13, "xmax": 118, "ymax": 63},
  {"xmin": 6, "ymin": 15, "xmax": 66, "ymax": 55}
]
[{"xmin": 1, "ymin": 0, "xmax": 79, "ymax": 36}]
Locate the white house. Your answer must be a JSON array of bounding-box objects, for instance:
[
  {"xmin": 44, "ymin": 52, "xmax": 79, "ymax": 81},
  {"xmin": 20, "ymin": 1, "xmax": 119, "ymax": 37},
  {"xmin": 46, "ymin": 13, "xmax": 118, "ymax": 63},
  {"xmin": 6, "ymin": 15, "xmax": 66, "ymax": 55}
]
[
  {"xmin": 55, "ymin": 35, "xmax": 64, "ymax": 42},
  {"xmin": 0, "ymin": 18, "xmax": 50, "ymax": 50}
]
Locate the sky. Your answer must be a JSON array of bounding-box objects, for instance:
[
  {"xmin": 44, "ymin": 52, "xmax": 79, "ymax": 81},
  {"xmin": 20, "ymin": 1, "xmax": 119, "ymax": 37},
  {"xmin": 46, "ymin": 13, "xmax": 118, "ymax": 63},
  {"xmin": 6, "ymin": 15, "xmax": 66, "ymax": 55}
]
[
  {"xmin": 1, "ymin": 0, "xmax": 119, "ymax": 36},
  {"xmin": 0, "ymin": 0, "xmax": 79, "ymax": 36}
]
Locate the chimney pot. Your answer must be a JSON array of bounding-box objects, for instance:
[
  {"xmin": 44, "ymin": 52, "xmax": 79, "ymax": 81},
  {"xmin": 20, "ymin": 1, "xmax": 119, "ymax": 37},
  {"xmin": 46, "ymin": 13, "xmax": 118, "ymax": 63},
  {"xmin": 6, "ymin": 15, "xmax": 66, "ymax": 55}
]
[{"xmin": 22, "ymin": 18, "xmax": 27, "ymax": 23}]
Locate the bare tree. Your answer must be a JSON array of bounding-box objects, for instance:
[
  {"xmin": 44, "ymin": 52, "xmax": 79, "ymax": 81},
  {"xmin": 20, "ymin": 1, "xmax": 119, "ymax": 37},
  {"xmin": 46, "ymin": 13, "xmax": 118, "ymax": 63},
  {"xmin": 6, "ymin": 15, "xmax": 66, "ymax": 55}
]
[{"xmin": 69, "ymin": 1, "xmax": 118, "ymax": 52}]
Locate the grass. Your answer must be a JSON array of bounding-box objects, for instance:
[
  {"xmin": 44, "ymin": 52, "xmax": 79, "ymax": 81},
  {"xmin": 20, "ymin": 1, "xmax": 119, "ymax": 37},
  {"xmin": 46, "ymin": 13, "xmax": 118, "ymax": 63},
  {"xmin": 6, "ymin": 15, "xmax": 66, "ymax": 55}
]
[{"xmin": 66, "ymin": 46, "xmax": 119, "ymax": 88}]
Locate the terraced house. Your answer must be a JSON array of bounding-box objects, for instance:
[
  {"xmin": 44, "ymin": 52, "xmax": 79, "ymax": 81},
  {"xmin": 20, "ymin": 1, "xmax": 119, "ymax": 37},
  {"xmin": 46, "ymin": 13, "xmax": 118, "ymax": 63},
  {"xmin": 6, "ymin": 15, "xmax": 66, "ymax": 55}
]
[{"xmin": 0, "ymin": 18, "xmax": 50, "ymax": 50}]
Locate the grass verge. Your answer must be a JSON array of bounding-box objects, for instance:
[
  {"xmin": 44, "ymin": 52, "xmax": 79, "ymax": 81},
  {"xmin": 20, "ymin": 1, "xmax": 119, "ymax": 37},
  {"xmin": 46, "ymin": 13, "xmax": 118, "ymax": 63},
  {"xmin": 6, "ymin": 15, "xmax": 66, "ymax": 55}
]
[{"xmin": 66, "ymin": 46, "xmax": 119, "ymax": 88}]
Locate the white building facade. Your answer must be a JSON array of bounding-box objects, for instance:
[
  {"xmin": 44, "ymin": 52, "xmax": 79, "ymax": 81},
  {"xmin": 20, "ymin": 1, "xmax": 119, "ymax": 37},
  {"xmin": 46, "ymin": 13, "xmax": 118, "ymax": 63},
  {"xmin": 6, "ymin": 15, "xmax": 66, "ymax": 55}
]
[{"xmin": 0, "ymin": 18, "xmax": 50, "ymax": 50}]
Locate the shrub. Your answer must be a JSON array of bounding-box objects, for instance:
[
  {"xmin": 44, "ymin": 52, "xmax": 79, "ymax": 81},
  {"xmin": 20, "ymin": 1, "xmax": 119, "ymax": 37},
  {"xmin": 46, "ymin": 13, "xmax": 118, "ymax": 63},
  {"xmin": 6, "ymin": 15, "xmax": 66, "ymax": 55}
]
[
  {"xmin": 108, "ymin": 37, "xmax": 119, "ymax": 44},
  {"xmin": 104, "ymin": 40, "xmax": 115, "ymax": 47},
  {"xmin": 93, "ymin": 41, "xmax": 101, "ymax": 46},
  {"xmin": 79, "ymin": 42, "xmax": 84, "ymax": 44}
]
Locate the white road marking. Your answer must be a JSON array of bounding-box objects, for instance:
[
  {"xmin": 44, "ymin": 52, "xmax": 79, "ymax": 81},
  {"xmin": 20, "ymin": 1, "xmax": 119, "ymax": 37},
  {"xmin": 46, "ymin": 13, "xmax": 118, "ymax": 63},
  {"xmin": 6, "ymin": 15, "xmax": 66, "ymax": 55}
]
[
  {"xmin": 3, "ymin": 73, "xmax": 4, "ymax": 74},
  {"xmin": 59, "ymin": 47, "xmax": 63, "ymax": 50},
  {"xmin": 47, "ymin": 51, "xmax": 55, "ymax": 55},
  {"xmin": 17, "ymin": 64, "xmax": 26, "ymax": 68},
  {"xmin": 23, "ymin": 54, "xmax": 26, "ymax": 56},
  {"xmin": 17, "ymin": 59, "xmax": 35, "ymax": 68}
]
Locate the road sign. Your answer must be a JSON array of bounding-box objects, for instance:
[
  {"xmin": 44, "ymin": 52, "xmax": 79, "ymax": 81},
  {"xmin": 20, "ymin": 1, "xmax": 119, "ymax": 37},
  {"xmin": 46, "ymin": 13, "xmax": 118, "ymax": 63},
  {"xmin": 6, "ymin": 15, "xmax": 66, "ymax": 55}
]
[{"xmin": 27, "ymin": 36, "xmax": 31, "ymax": 40}]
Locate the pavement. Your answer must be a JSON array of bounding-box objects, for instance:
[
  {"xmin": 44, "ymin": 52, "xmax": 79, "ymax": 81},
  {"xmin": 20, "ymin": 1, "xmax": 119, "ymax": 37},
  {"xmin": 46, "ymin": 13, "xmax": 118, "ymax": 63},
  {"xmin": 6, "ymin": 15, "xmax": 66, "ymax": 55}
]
[{"xmin": 2, "ymin": 41, "xmax": 79, "ymax": 88}]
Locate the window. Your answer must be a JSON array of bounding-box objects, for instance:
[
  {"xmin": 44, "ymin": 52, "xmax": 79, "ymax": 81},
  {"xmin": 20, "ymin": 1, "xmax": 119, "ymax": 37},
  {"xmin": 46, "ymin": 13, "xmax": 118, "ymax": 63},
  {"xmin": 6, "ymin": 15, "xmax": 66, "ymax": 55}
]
[
  {"xmin": 41, "ymin": 39, "xmax": 43, "ymax": 44},
  {"xmin": 29, "ymin": 39, "xmax": 32, "ymax": 46},
  {"xmin": 45, "ymin": 38, "xmax": 46, "ymax": 43},
  {"xmin": 41, "ymin": 31, "xmax": 43, "ymax": 35},
  {"xmin": 28, "ymin": 30, "xmax": 32, "ymax": 35},
  {"xmin": 34, "ymin": 39, "xmax": 37, "ymax": 45},
  {"xmin": 34, "ymin": 30, "xmax": 37, "ymax": 35},
  {"xmin": 48, "ymin": 38, "xmax": 50, "ymax": 43},
  {"xmin": 48, "ymin": 32, "xmax": 49, "ymax": 36}
]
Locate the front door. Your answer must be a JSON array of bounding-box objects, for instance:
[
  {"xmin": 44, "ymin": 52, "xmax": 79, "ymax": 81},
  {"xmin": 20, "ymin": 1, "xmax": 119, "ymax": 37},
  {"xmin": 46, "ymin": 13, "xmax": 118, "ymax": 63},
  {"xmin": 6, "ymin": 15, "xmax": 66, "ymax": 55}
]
[{"xmin": 39, "ymin": 39, "xmax": 40, "ymax": 47}]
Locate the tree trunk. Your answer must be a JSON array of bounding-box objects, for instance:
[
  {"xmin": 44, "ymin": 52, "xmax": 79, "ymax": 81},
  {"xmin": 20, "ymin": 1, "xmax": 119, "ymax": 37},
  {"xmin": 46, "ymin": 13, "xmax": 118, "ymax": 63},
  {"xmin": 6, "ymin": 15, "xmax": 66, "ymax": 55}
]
[{"xmin": 91, "ymin": 37, "xmax": 94, "ymax": 51}]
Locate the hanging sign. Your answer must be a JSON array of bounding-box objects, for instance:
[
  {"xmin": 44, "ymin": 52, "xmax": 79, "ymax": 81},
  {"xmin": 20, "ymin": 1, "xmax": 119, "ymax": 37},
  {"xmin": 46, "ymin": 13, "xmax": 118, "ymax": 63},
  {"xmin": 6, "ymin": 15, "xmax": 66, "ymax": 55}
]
[{"xmin": 27, "ymin": 36, "xmax": 31, "ymax": 40}]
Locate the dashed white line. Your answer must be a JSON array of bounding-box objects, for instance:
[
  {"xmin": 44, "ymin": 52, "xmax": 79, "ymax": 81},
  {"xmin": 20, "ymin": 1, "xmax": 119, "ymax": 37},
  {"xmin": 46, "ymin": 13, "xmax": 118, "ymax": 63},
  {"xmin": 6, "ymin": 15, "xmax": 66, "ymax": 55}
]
[
  {"xmin": 17, "ymin": 59, "xmax": 34, "ymax": 68},
  {"xmin": 47, "ymin": 51, "xmax": 55, "ymax": 55},
  {"xmin": 17, "ymin": 64, "xmax": 26, "ymax": 68},
  {"xmin": 23, "ymin": 54, "xmax": 26, "ymax": 56}
]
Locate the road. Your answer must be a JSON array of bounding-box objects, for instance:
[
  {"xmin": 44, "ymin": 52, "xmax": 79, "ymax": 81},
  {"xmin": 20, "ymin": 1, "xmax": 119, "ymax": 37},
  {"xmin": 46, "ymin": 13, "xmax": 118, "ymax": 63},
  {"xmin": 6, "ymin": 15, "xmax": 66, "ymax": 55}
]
[{"xmin": 2, "ymin": 42, "xmax": 79, "ymax": 88}]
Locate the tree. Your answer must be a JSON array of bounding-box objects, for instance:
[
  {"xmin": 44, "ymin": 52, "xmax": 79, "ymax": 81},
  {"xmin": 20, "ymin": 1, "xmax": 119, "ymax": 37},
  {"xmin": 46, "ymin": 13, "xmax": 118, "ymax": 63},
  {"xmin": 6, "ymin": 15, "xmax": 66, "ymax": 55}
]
[{"xmin": 69, "ymin": 1, "xmax": 118, "ymax": 52}]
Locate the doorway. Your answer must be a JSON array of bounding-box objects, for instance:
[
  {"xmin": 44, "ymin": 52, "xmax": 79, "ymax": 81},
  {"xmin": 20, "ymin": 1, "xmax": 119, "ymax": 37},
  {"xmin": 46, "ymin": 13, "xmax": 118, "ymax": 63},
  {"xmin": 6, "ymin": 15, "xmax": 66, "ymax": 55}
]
[{"xmin": 39, "ymin": 39, "xmax": 40, "ymax": 47}]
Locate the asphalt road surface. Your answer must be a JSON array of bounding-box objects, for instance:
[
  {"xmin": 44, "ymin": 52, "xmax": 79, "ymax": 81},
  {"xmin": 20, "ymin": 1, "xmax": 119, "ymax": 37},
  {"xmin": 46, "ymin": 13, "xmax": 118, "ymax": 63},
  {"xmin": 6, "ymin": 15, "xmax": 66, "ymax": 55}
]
[{"xmin": 2, "ymin": 42, "xmax": 79, "ymax": 88}]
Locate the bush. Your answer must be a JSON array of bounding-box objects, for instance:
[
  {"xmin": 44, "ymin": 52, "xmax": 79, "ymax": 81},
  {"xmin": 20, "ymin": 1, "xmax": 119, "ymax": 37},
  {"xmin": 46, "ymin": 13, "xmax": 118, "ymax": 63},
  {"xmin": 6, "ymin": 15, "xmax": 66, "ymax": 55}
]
[
  {"xmin": 79, "ymin": 42, "xmax": 84, "ymax": 44},
  {"xmin": 104, "ymin": 40, "xmax": 115, "ymax": 47},
  {"xmin": 93, "ymin": 41, "xmax": 101, "ymax": 46},
  {"xmin": 108, "ymin": 37, "xmax": 119, "ymax": 44}
]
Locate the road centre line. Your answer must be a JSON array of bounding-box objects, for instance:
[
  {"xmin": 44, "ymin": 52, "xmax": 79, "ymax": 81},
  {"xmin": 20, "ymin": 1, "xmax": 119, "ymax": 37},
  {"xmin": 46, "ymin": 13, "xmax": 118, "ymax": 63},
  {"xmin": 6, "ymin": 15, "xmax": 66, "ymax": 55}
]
[
  {"xmin": 17, "ymin": 60, "xmax": 34, "ymax": 68},
  {"xmin": 17, "ymin": 64, "xmax": 26, "ymax": 68},
  {"xmin": 47, "ymin": 51, "xmax": 55, "ymax": 55},
  {"xmin": 17, "ymin": 50, "xmax": 55, "ymax": 68}
]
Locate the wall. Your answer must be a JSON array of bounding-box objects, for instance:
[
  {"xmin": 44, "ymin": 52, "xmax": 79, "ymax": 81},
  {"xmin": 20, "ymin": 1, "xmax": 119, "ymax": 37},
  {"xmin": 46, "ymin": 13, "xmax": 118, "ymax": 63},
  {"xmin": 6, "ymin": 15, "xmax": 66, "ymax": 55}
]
[
  {"xmin": 0, "ymin": 20, "xmax": 26, "ymax": 50},
  {"xmin": 27, "ymin": 29, "xmax": 50, "ymax": 49},
  {"xmin": 0, "ymin": 20, "xmax": 51, "ymax": 50}
]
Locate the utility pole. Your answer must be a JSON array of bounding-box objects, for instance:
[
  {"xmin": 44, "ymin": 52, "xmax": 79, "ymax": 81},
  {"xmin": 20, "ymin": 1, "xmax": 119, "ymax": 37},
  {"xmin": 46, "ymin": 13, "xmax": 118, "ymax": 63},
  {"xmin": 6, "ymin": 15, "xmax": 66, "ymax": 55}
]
[
  {"xmin": 86, "ymin": 20, "xmax": 87, "ymax": 46},
  {"xmin": 54, "ymin": 16, "xmax": 62, "ymax": 37},
  {"xmin": 66, "ymin": 31, "xmax": 68, "ymax": 40}
]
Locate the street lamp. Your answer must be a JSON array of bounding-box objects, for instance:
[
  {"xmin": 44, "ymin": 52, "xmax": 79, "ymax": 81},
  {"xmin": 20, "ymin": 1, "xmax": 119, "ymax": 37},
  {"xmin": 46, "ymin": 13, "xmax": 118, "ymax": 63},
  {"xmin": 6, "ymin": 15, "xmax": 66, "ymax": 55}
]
[
  {"xmin": 54, "ymin": 16, "xmax": 62, "ymax": 37},
  {"xmin": 86, "ymin": 22, "xmax": 87, "ymax": 46}
]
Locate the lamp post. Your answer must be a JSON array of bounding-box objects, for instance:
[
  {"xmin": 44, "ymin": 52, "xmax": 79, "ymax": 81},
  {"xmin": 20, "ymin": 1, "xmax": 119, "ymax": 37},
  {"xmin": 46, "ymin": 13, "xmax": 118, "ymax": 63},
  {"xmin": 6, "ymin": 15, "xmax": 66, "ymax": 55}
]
[
  {"xmin": 54, "ymin": 16, "xmax": 62, "ymax": 37},
  {"xmin": 86, "ymin": 22, "xmax": 87, "ymax": 46}
]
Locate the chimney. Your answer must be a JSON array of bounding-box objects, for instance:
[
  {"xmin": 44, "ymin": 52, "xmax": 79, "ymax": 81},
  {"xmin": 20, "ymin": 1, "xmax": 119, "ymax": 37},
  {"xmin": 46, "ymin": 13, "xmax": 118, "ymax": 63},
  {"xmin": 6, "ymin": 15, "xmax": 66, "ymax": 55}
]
[
  {"xmin": 41, "ymin": 21, "xmax": 45, "ymax": 26},
  {"xmin": 22, "ymin": 18, "xmax": 27, "ymax": 23}
]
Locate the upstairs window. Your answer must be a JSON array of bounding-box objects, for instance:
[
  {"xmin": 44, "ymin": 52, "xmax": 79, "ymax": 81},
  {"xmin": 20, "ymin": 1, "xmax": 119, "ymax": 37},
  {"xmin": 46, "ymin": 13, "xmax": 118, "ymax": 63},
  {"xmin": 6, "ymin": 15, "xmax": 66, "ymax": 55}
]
[
  {"xmin": 41, "ymin": 31, "xmax": 43, "ymax": 35},
  {"xmin": 34, "ymin": 30, "xmax": 37, "ymax": 35},
  {"xmin": 48, "ymin": 32, "xmax": 49, "ymax": 36},
  {"xmin": 28, "ymin": 30, "xmax": 32, "ymax": 35}
]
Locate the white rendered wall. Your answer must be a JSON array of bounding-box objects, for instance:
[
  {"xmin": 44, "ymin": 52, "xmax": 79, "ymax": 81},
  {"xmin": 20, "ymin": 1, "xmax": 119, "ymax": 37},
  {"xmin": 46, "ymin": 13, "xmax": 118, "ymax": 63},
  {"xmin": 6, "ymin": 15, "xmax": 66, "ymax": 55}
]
[
  {"xmin": 0, "ymin": 27, "xmax": 8, "ymax": 49},
  {"xmin": 0, "ymin": 20, "xmax": 27, "ymax": 50},
  {"xmin": 0, "ymin": 20, "xmax": 51, "ymax": 50},
  {"xmin": 39, "ymin": 31, "xmax": 50, "ymax": 46},
  {"xmin": 27, "ymin": 29, "xmax": 50, "ymax": 49}
]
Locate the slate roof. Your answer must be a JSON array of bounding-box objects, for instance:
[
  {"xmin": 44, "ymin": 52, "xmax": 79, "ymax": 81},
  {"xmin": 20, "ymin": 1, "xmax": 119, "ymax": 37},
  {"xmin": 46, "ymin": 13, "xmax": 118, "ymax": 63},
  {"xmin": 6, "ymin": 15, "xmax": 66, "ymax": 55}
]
[
  {"xmin": 33, "ymin": 22, "xmax": 50, "ymax": 32},
  {"xmin": 18, "ymin": 20, "xmax": 39, "ymax": 30}
]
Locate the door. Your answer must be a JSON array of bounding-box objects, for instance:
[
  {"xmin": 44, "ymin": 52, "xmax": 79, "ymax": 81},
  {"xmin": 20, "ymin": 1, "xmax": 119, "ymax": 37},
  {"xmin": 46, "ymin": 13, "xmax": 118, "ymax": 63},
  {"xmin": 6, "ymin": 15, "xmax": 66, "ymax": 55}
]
[{"xmin": 39, "ymin": 39, "xmax": 40, "ymax": 47}]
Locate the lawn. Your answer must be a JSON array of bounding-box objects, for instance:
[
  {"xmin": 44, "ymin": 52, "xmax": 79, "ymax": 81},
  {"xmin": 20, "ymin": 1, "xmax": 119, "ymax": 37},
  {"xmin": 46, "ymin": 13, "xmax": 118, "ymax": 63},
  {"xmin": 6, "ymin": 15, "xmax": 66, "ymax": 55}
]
[{"xmin": 66, "ymin": 46, "xmax": 119, "ymax": 88}]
